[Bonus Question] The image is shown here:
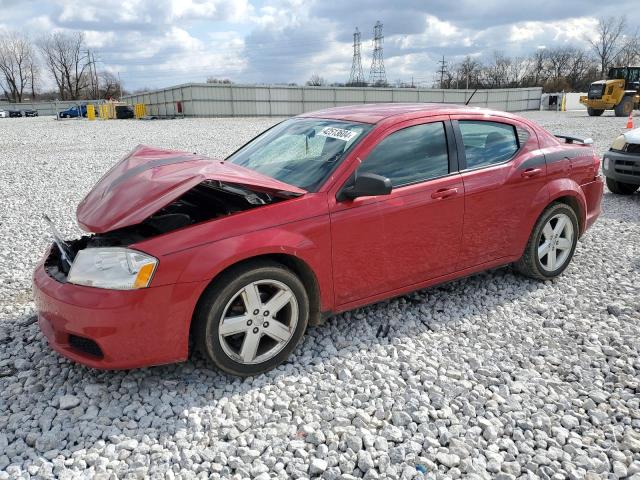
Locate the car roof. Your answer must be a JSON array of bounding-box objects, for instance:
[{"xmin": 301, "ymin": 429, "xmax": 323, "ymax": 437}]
[{"xmin": 300, "ymin": 103, "xmax": 520, "ymax": 125}]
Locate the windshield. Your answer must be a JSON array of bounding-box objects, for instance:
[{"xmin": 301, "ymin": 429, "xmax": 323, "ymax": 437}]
[{"xmin": 226, "ymin": 118, "xmax": 373, "ymax": 191}]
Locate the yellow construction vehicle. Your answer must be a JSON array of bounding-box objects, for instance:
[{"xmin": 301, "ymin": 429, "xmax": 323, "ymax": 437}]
[{"xmin": 580, "ymin": 66, "xmax": 640, "ymax": 116}]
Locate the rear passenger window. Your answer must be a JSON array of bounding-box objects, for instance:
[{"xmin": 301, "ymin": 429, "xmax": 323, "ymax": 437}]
[
  {"xmin": 459, "ymin": 121, "xmax": 519, "ymax": 169},
  {"xmin": 358, "ymin": 122, "xmax": 449, "ymax": 187}
]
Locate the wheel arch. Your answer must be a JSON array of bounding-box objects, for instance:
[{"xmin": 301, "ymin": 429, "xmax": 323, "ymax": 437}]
[
  {"xmin": 542, "ymin": 178, "xmax": 586, "ymax": 234},
  {"xmin": 188, "ymin": 252, "xmax": 324, "ymax": 353},
  {"xmin": 548, "ymin": 192, "xmax": 586, "ymax": 235}
]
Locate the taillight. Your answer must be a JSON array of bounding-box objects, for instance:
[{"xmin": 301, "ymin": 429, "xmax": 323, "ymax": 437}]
[{"xmin": 593, "ymin": 155, "xmax": 601, "ymax": 179}]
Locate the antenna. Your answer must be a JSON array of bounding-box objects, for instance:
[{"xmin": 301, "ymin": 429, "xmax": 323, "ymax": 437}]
[
  {"xmin": 369, "ymin": 21, "xmax": 387, "ymax": 86},
  {"xmin": 348, "ymin": 27, "xmax": 365, "ymax": 86}
]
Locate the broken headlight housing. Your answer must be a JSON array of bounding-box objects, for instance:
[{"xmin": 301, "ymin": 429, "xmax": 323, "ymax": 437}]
[{"xmin": 67, "ymin": 248, "xmax": 157, "ymax": 290}]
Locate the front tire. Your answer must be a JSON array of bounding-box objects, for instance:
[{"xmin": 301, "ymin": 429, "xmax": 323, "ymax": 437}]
[
  {"xmin": 614, "ymin": 97, "xmax": 633, "ymax": 117},
  {"xmin": 194, "ymin": 260, "xmax": 309, "ymax": 376},
  {"xmin": 587, "ymin": 107, "xmax": 604, "ymax": 117},
  {"xmin": 606, "ymin": 177, "xmax": 638, "ymax": 195},
  {"xmin": 515, "ymin": 203, "xmax": 579, "ymax": 280}
]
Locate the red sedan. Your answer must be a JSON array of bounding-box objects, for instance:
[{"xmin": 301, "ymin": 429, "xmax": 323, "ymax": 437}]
[{"xmin": 33, "ymin": 104, "xmax": 603, "ymax": 376}]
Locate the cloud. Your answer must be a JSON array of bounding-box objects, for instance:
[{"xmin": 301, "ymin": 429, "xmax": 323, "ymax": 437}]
[
  {"xmin": 51, "ymin": 0, "xmax": 252, "ymax": 31},
  {"xmin": 2, "ymin": 0, "xmax": 639, "ymax": 89}
]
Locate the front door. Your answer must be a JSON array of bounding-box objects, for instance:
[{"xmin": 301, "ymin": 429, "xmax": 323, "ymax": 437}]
[{"xmin": 329, "ymin": 119, "xmax": 465, "ymax": 306}]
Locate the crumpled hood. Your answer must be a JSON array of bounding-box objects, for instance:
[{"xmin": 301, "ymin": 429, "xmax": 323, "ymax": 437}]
[{"xmin": 76, "ymin": 145, "xmax": 306, "ymax": 233}]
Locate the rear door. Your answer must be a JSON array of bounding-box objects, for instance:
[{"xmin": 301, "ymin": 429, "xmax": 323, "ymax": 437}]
[
  {"xmin": 451, "ymin": 116, "xmax": 549, "ymax": 269},
  {"xmin": 329, "ymin": 118, "xmax": 465, "ymax": 306}
]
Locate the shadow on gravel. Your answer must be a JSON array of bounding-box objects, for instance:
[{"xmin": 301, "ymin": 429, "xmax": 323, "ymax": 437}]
[{"xmin": 0, "ymin": 263, "xmax": 554, "ymax": 463}]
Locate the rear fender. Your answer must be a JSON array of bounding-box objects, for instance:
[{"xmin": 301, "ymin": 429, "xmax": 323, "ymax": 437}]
[
  {"xmin": 513, "ymin": 178, "xmax": 585, "ymax": 258},
  {"xmin": 543, "ymin": 178, "xmax": 587, "ymax": 234}
]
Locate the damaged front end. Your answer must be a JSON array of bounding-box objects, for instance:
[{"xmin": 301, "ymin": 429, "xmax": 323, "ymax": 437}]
[{"xmin": 44, "ymin": 145, "xmax": 305, "ymax": 287}]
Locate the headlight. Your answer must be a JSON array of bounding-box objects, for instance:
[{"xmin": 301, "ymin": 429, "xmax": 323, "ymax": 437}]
[
  {"xmin": 611, "ymin": 135, "xmax": 626, "ymax": 151},
  {"xmin": 603, "ymin": 157, "xmax": 609, "ymax": 170},
  {"xmin": 67, "ymin": 248, "xmax": 157, "ymax": 290}
]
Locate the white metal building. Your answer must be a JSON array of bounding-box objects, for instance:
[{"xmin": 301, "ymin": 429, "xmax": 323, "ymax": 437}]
[{"xmin": 123, "ymin": 84, "xmax": 543, "ymax": 118}]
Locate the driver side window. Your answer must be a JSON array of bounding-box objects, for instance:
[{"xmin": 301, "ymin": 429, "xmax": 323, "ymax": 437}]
[{"xmin": 357, "ymin": 122, "xmax": 449, "ymax": 187}]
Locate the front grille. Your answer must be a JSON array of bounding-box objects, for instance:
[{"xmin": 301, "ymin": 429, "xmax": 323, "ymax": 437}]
[
  {"xmin": 69, "ymin": 334, "xmax": 104, "ymax": 358},
  {"xmin": 614, "ymin": 158, "xmax": 640, "ymax": 176},
  {"xmin": 588, "ymin": 84, "xmax": 604, "ymax": 99}
]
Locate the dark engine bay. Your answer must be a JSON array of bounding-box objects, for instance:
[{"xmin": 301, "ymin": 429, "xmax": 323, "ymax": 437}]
[{"xmin": 45, "ymin": 181, "xmax": 289, "ymax": 279}]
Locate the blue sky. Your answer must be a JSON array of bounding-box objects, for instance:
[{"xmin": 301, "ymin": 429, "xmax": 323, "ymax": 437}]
[{"xmin": 1, "ymin": 0, "xmax": 637, "ymax": 90}]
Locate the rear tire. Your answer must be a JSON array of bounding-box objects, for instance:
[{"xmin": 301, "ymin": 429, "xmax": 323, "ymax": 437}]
[
  {"xmin": 614, "ymin": 97, "xmax": 633, "ymax": 117},
  {"xmin": 194, "ymin": 260, "xmax": 309, "ymax": 377},
  {"xmin": 606, "ymin": 177, "xmax": 639, "ymax": 195},
  {"xmin": 515, "ymin": 203, "xmax": 579, "ymax": 280},
  {"xmin": 587, "ymin": 107, "xmax": 604, "ymax": 117}
]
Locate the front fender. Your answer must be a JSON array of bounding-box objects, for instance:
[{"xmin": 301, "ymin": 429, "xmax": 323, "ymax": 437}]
[{"xmin": 174, "ymin": 219, "xmax": 333, "ymax": 311}]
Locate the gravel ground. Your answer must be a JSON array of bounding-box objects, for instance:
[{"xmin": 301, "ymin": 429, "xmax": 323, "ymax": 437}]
[{"xmin": 0, "ymin": 111, "xmax": 639, "ymax": 480}]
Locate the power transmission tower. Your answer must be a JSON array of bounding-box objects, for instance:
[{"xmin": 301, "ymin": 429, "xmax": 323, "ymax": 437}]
[
  {"xmin": 369, "ymin": 21, "xmax": 387, "ymax": 86},
  {"xmin": 438, "ymin": 56, "xmax": 448, "ymax": 88},
  {"xmin": 85, "ymin": 50, "xmax": 100, "ymax": 98},
  {"xmin": 348, "ymin": 27, "xmax": 365, "ymax": 86}
]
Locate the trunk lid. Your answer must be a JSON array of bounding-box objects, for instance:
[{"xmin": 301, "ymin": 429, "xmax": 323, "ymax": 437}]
[{"xmin": 77, "ymin": 145, "xmax": 306, "ymax": 233}]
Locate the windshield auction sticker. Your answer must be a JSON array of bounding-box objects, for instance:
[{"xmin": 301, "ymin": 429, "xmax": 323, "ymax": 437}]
[{"xmin": 318, "ymin": 127, "xmax": 359, "ymax": 142}]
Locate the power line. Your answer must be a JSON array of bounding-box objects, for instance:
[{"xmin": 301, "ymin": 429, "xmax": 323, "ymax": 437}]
[
  {"xmin": 369, "ymin": 21, "xmax": 386, "ymax": 86},
  {"xmin": 348, "ymin": 27, "xmax": 365, "ymax": 86}
]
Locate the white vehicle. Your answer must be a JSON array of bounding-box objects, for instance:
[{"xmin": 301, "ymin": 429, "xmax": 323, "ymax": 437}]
[{"xmin": 0, "ymin": 110, "xmax": 8, "ymax": 118}]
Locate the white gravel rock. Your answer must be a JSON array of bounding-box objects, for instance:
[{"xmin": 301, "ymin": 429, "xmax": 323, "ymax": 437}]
[
  {"xmin": 0, "ymin": 112, "xmax": 639, "ymax": 478},
  {"xmin": 57, "ymin": 394, "xmax": 80, "ymax": 410}
]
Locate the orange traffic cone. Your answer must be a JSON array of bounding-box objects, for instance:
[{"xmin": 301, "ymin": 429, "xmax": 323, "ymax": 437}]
[{"xmin": 626, "ymin": 110, "xmax": 634, "ymax": 129}]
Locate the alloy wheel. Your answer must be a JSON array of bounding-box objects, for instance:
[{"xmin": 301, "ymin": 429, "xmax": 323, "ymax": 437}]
[
  {"xmin": 537, "ymin": 213, "xmax": 574, "ymax": 272},
  {"xmin": 218, "ymin": 280, "xmax": 298, "ymax": 365}
]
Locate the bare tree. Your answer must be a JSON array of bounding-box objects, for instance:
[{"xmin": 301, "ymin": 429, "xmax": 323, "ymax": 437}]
[
  {"xmin": 453, "ymin": 56, "xmax": 483, "ymax": 89},
  {"xmin": 507, "ymin": 56, "xmax": 529, "ymax": 87},
  {"xmin": 481, "ymin": 52, "xmax": 512, "ymax": 88},
  {"xmin": 0, "ymin": 32, "xmax": 36, "ymax": 102},
  {"xmin": 564, "ymin": 48, "xmax": 594, "ymax": 89},
  {"xmin": 38, "ymin": 32, "xmax": 91, "ymax": 100},
  {"xmin": 615, "ymin": 34, "xmax": 640, "ymax": 67},
  {"xmin": 586, "ymin": 16, "xmax": 628, "ymax": 76},
  {"xmin": 98, "ymin": 71, "xmax": 122, "ymax": 99},
  {"xmin": 545, "ymin": 46, "xmax": 574, "ymax": 81},
  {"xmin": 523, "ymin": 49, "xmax": 550, "ymax": 87},
  {"xmin": 306, "ymin": 74, "xmax": 327, "ymax": 86}
]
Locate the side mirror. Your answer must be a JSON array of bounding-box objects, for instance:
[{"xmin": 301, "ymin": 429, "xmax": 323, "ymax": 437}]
[{"xmin": 338, "ymin": 172, "xmax": 392, "ymax": 201}]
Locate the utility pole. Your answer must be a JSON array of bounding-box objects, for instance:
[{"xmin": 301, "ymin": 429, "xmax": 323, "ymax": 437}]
[
  {"xmin": 86, "ymin": 50, "xmax": 100, "ymax": 98},
  {"xmin": 91, "ymin": 51, "xmax": 99, "ymax": 98},
  {"xmin": 86, "ymin": 50, "xmax": 95, "ymax": 98},
  {"xmin": 369, "ymin": 21, "xmax": 387, "ymax": 86},
  {"xmin": 348, "ymin": 27, "xmax": 365, "ymax": 86},
  {"xmin": 438, "ymin": 56, "xmax": 448, "ymax": 89}
]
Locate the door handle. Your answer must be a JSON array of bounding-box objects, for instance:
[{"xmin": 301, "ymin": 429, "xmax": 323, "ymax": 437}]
[
  {"xmin": 521, "ymin": 168, "xmax": 542, "ymax": 178},
  {"xmin": 431, "ymin": 187, "xmax": 458, "ymax": 199}
]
